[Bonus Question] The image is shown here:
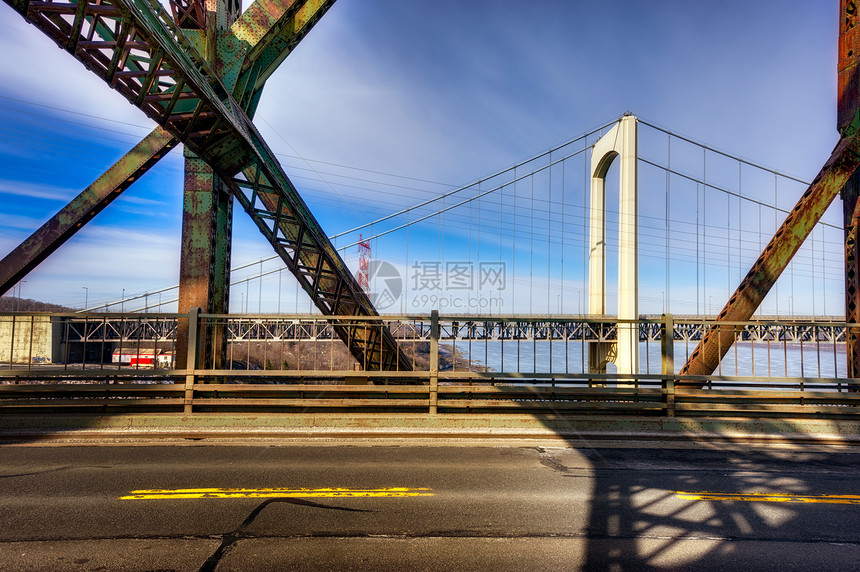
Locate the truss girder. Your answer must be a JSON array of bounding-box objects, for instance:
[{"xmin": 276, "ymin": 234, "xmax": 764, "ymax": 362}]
[
  {"xmin": 0, "ymin": 126, "xmax": 176, "ymax": 296},
  {"xmin": 5, "ymin": 0, "xmax": 408, "ymax": 370},
  {"xmin": 230, "ymin": 0, "xmax": 335, "ymax": 108},
  {"xmin": 0, "ymin": 0, "xmax": 333, "ymax": 296},
  {"xmin": 844, "ymin": 172, "xmax": 860, "ymax": 377},
  {"xmin": 64, "ymin": 317, "xmax": 178, "ymax": 343}
]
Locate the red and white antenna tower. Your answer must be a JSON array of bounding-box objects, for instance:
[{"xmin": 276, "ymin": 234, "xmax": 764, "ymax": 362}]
[{"xmin": 358, "ymin": 234, "xmax": 370, "ymax": 293}]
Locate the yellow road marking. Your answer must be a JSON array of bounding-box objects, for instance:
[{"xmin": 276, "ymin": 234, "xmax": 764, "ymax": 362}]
[
  {"xmin": 675, "ymin": 491, "xmax": 860, "ymax": 505},
  {"xmin": 120, "ymin": 487, "xmax": 433, "ymax": 500}
]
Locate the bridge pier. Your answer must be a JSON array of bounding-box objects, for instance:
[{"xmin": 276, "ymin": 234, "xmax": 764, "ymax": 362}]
[
  {"xmin": 175, "ymin": 154, "xmax": 233, "ymax": 370},
  {"xmin": 173, "ymin": 0, "xmax": 241, "ymax": 371}
]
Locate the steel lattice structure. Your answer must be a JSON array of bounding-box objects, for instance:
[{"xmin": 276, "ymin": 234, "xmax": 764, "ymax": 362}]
[{"xmin": 0, "ymin": 0, "xmax": 410, "ymax": 371}]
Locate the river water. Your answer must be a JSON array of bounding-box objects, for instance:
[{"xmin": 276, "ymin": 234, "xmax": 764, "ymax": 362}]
[{"xmin": 442, "ymin": 340, "xmax": 848, "ymax": 380}]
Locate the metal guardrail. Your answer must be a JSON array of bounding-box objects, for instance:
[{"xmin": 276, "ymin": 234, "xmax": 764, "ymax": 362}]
[{"xmin": 0, "ymin": 310, "xmax": 858, "ymax": 418}]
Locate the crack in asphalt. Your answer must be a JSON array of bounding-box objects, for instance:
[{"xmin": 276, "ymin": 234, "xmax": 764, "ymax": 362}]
[
  {"xmin": 0, "ymin": 465, "xmax": 111, "ymax": 479},
  {"xmin": 536, "ymin": 447, "xmax": 574, "ymax": 474},
  {"xmin": 198, "ymin": 497, "xmax": 374, "ymax": 572}
]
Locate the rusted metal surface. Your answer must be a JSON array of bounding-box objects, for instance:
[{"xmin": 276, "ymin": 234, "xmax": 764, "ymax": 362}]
[
  {"xmin": 1, "ymin": 375, "xmax": 860, "ymax": 419},
  {"xmin": 169, "ymin": 0, "xmax": 205, "ymax": 29},
  {"xmin": 842, "ymin": 1, "xmax": 860, "ymax": 382},
  {"xmin": 843, "ymin": 172, "xmax": 860, "ymax": 378},
  {"xmin": 840, "ymin": 0, "xmax": 860, "ymax": 132},
  {"xmin": 174, "ymin": 0, "xmax": 336, "ymax": 370},
  {"xmin": 680, "ymin": 2, "xmax": 860, "ymax": 381},
  {"xmin": 680, "ymin": 132, "xmax": 860, "ymax": 379},
  {"xmin": 233, "ymin": 165, "xmax": 411, "ymax": 370},
  {"xmin": 3, "ymin": 0, "xmax": 408, "ymax": 370},
  {"xmin": 174, "ymin": 0, "xmax": 237, "ymax": 373},
  {"xmin": 175, "ymin": 155, "xmax": 232, "ymax": 370},
  {"xmin": 3, "ymin": 311, "xmax": 860, "ymax": 418},
  {"xmin": 0, "ymin": 127, "xmax": 176, "ymax": 297},
  {"xmin": 231, "ymin": 0, "xmax": 336, "ymax": 110},
  {"xmin": 661, "ymin": 313, "xmax": 675, "ymax": 416}
]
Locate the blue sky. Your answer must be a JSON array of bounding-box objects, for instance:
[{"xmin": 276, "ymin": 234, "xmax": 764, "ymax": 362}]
[{"xmin": 0, "ymin": 1, "xmax": 842, "ymax": 314}]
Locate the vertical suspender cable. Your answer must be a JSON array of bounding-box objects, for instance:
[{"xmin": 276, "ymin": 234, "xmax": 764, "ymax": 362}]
[
  {"xmin": 727, "ymin": 192, "xmax": 731, "ymax": 304},
  {"xmin": 513, "ymin": 170, "xmax": 517, "ymax": 312},
  {"xmin": 774, "ymin": 173, "xmax": 779, "ymax": 316},
  {"xmin": 703, "ymin": 148, "xmax": 707, "ymax": 315},
  {"xmin": 547, "ymin": 156, "xmax": 552, "ymax": 314},
  {"xmin": 583, "ymin": 148, "xmax": 588, "ymax": 313},
  {"xmin": 499, "ymin": 181, "xmax": 503, "ymax": 316},
  {"xmin": 696, "ymin": 180, "xmax": 700, "ymax": 315},
  {"xmin": 738, "ymin": 161, "xmax": 742, "ymax": 307},
  {"xmin": 666, "ymin": 135, "xmax": 671, "ymax": 313},
  {"xmin": 530, "ymin": 173, "xmax": 534, "ymax": 314},
  {"xmin": 561, "ymin": 156, "xmax": 565, "ymax": 314},
  {"xmin": 476, "ymin": 182, "xmax": 481, "ymax": 304},
  {"xmin": 404, "ymin": 218, "xmax": 409, "ymax": 314},
  {"xmin": 441, "ymin": 195, "xmax": 445, "ymax": 306},
  {"xmin": 812, "ymin": 221, "xmax": 816, "ymax": 318},
  {"xmin": 758, "ymin": 204, "xmax": 762, "ymax": 317}
]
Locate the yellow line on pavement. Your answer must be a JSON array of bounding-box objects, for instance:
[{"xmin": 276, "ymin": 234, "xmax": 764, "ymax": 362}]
[
  {"xmin": 675, "ymin": 491, "xmax": 860, "ymax": 505},
  {"xmin": 120, "ymin": 487, "xmax": 434, "ymax": 500}
]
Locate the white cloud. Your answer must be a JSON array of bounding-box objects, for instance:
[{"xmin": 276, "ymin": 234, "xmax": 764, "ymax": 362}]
[
  {"xmin": 0, "ymin": 179, "xmax": 76, "ymax": 202},
  {"xmin": 0, "ymin": 17, "xmax": 155, "ymax": 133}
]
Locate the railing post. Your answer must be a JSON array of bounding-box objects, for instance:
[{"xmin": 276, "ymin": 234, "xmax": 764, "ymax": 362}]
[
  {"xmin": 8, "ymin": 315, "xmax": 15, "ymax": 371},
  {"xmin": 184, "ymin": 307, "xmax": 200, "ymax": 414},
  {"xmin": 661, "ymin": 313, "xmax": 675, "ymax": 417},
  {"xmin": 430, "ymin": 310, "xmax": 439, "ymax": 415}
]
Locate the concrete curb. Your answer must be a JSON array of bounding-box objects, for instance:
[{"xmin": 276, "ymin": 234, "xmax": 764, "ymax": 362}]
[{"xmin": 0, "ymin": 413, "xmax": 859, "ymax": 444}]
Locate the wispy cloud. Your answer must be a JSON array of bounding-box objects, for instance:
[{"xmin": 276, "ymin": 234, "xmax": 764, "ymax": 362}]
[
  {"xmin": 0, "ymin": 213, "xmax": 45, "ymax": 233},
  {"xmin": 0, "ymin": 179, "xmax": 75, "ymax": 201}
]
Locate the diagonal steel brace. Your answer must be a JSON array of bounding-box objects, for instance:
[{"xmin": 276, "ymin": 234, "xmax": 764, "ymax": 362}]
[
  {"xmin": 0, "ymin": 127, "xmax": 176, "ymax": 296},
  {"xmin": 680, "ymin": 129, "xmax": 860, "ymax": 379}
]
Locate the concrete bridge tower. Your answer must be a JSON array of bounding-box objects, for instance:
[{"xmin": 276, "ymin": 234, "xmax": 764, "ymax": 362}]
[{"xmin": 588, "ymin": 114, "xmax": 639, "ymax": 375}]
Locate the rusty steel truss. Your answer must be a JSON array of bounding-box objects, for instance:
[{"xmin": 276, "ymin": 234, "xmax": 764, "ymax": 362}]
[{"xmin": 0, "ymin": 0, "xmax": 410, "ymax": 371}]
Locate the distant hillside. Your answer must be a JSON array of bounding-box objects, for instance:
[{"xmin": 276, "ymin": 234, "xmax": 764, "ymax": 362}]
[{"xmin": 0, "ymin": 297, "xmax": 74, "ymax": 313}]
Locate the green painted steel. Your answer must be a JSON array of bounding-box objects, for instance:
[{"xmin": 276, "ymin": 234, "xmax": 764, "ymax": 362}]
[
  {"xmin": 0, "ymin": 127, "xmax": 177, "ymax": 297},
  {"xmin": 176, "ymin": 153, "xmax": 232, "ymax": 370},
  {"xmin": 231, "ymin": 0, "xmax": 336, "ymax": 106},
  {"xmin": 173, "ymin": 0, "xmax": 237, "ymax": 376},
  {"xmin": 3, "ymin": 0, "xmax": 408, "ymax": 370}
]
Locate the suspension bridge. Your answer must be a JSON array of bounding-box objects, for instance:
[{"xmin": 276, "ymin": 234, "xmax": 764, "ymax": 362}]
[{"xmin": 0, "ymin": 0, "xmax": 860, "ymax": 423}]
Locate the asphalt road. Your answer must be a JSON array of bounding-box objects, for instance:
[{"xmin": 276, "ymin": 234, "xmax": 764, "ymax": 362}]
[{"xmin": 2, "ymin": 440, "xmax": 860, "ymax": 570}]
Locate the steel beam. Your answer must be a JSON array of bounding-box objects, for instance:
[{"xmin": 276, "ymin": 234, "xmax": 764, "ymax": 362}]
[
  {"xmin": 841, "ymin": 0, "xmax": 860, "ymax": 380},
  {"xmin": 680, "ymin": 131, "xmax": 860, "ymax": 379},
  {"xmin": 0, "ymin": 1, "xmax": 324, "ymax": 299},
  {"xmin": 175, "ymin": 153, "xmax": 232, "ymax": 370},
  {"xmin": 843, "ymin": 172, "xmax": 860, "ymax": 377},
  {"xmin": 173, "ymin": 0, "xmax": 240, "ymax": 373},
  {"xmin": 0, "ymin": 127, "xmax": 176, "ymax": 297},
  {"xmin": 231, "ymin": 0, "xmax": 335, "ymax": 109},
  {"xmin": 4, "ymin": 0, "xmax": 408, "ymax": 370},
  {"xmin": 839, "ymin": 0, "xmax": 860, "ymax": 132}
]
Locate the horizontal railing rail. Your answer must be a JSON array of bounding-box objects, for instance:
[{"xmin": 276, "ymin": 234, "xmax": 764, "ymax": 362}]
[{"xmin": 0, "ymin": 310, "xmax": 858, "ymax": 418}]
